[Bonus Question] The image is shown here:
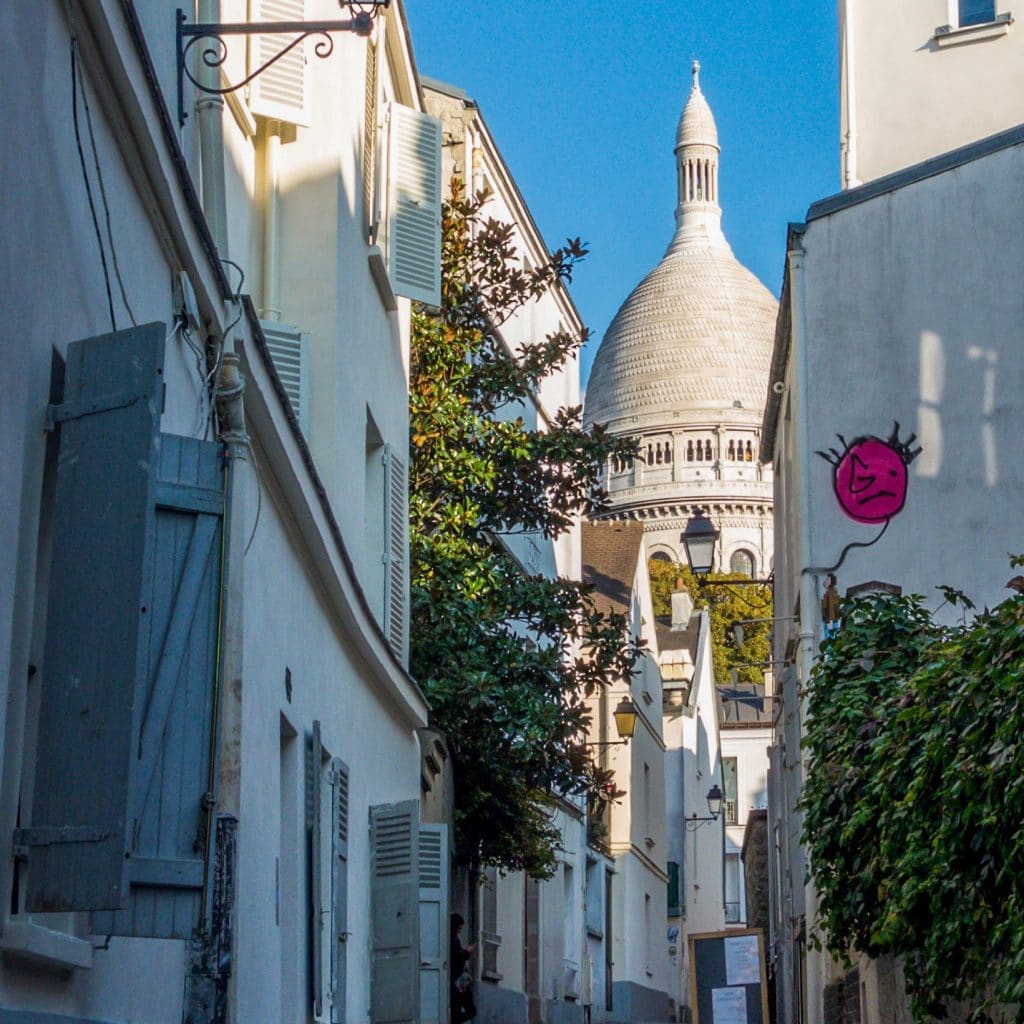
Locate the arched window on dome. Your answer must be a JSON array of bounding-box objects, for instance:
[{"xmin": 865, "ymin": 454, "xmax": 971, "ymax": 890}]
[
  {"xmin": 647, "ymin": 443, "xmax": 654, "ymax": 465},
  {"xmin": 705, "ymin": 440, "xmax": 713, "ymax": 462},
  {"xmin": 655, "ymin": 443, "xmax": 663, "ymax": 464},
  {"xmin": 665, "ymin": 441, "xmax": 672, "ymax": 464},
  {"xmin": 687, "ymin": 440, "xmax": 695, "ymax": 462},
  {"xmin": 727, "ymin": 440, "xmax": 736, "ymax": 461},
  {"xmin": 730, "ymin": 550, "xmax": 755, "ymax": 578},
  {"xmin": 695, "ymin": 441, "xmax": 703, "ymax": 462},
  {"xmin": 745, "ymin": 440, "xmax": 753, "ymax": 462}
]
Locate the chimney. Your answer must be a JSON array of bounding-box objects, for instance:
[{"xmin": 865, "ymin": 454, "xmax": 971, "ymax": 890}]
[{"xmin": 671, "ymin": 579, "xmax": 693, "ymax": 630}]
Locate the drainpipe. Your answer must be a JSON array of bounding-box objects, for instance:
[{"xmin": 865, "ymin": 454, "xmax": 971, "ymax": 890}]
[
  {"xmin": 194, "ymin": 5, "xmax": 246, "ymax": 1021},
  {"xmin": 197, "ymin": 0, "xmax": 230, "ymax": 263},
  {"xmin": 261, "ymin": 120, "xmax": 283, "ymax": 323},
  {"xmin": 789, "ymin": 236, "xmax": 823, "ymax": 1023},
  {"xmin": 841, "ymin": 0, "xmax": 860, "ymax": 189}
]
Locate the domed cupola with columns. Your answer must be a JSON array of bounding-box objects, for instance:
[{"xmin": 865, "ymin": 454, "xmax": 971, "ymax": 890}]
[{"xmin": 583, "ymin": 62, "xmax": 776, "ymax": 578}]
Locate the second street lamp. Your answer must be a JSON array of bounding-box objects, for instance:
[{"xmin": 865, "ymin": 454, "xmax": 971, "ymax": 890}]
[
  {"xmin": 586, "ymin": 695, "xmax": 640, "ymax": 747},
  {"xmin": 685, "ymin": 784, "xmax": 725, "ymax": 830}
]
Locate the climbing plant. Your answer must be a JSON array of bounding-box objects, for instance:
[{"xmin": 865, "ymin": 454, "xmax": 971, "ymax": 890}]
[
  {"xmin": 408, "ymin": 180, "xmax": 641, "ymax": 878},
  {"xmin": 801, "ymin": 564, "xmax": 1024, "ymax": 1022}
]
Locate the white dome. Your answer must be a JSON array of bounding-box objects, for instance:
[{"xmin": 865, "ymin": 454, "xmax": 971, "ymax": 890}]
[{"xmin": 583, "ymin": 242, "xmax": 776, "ymax": 432}]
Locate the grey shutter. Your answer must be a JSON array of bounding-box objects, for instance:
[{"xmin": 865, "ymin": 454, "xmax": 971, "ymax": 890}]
[
  {"xmin": 418, "ymin": 824, "xmax": 449, "ymax": 1024},
  {"xmin": 382, "ymin": 444, "xmax": 408, "ymax": 661},
  {"xmin": 307, "ymin": 721, "xmax": 325, "ymax": 1018},
  {"xmin": 385, "ymin": 103, "xmax": 442, "ymax": 306},
  {"xmin": 262, "ymin": 322, "xmax": 309, "ymax": 435},
  {"xmin": 92, "ymin": 432, "xmax": 225, "ymax": 938},
  {"xmin": 330, "ymin": 758, "xmax": 350, "ymax": 1023},
  {"xmin": 370, "ymin": 800, "xmax": 420, "ymax": 1024},
  {"xmin": 24, "ymin": 323, "xmax": 165, "ymax": 913}
]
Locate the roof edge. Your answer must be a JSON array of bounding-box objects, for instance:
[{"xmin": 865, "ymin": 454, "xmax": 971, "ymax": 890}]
[
  {"xmin": 808, "ymin": 122, "xmax": 1024, "ymax": 222},
  {"xmin": 759, "ymin": 223, "xmax": 805, "ymax": 461}
]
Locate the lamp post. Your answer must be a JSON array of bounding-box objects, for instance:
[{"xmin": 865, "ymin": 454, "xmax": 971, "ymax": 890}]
[
  {"xmin": 586, "ymin": 696, "xmax": 640, "ymax": 747},
  {"xmin": 685, "ymin": 784, "xmax": 725, "ymax": 830}
]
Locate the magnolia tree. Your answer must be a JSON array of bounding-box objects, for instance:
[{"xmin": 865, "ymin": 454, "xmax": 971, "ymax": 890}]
[{"xmin": 408, "ymin": 181, "xmax": 642, "ymax": 878}]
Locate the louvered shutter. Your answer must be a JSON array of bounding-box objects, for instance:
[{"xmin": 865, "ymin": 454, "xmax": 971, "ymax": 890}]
[
  {"xmin": 363, "ymin": 38, "xmax": 379, "ymax": 236},
  {"xmin": 249, "ymin": 0, "xmax": 310, "ymax": 126},
  {"xmin": 307, "ymin": 721, "xmax": 325, "ymax": 1018},
  {"xmin": 418, "ymin": 824, "xmax": 449, "ymax": 1024},
  {"xmin": 24, "ymin": 323, "xmax": 165, "ymax": 913},
  {"xmin": 370, "ymin": 800, "xmax": 420, "ymax": 1024},
  {"xmin": 330, "ymin": 758, "xmax": 350, "ymax": 1023},
  {"xmin": 382, "ymin": 444, "xmax": 408, "ymax": 661},
  {"xmin": 262, "ymin": 322, "xmax": 309, "ymax": 435},
  {"xmin": 384, "ymin": 103, "xmax": 441, "ymax": 306},
  {"xmin": 92, "ymin": 433, "xmax": 224, "ymax": 939}
]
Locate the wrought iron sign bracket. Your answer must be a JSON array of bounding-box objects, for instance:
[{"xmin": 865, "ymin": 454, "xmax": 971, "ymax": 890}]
[{"xmin": 176, "ymin": 3, "xmax": 390, "ymax": 127}]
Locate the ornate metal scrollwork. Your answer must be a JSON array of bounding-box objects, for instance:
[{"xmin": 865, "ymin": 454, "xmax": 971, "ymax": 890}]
[{"xmin": 175, "ymin": 3, "xmax": 390, "ymax": 127}]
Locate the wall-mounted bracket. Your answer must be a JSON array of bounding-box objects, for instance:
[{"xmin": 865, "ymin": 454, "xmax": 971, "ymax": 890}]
[{"xmin": 176, "ymin": 3, "xmax": 390, "ymax": 127}]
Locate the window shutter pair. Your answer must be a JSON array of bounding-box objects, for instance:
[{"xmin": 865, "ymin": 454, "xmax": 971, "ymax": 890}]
[
  {"xmin": 308, "ymin": 723, "xmax": 352, "ymax": 1022},
  {"xmin": 382, "ymin": 444, "xmax": 408, "ymax": 661},
  {"xmin": 23, "ymin": 325, "xmax": 223, "ymax": 942}
]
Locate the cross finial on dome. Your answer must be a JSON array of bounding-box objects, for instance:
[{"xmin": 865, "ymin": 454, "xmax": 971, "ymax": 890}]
[{"xmin": 692, "ymin": 59, "xmax": 701, "ymax": 91}]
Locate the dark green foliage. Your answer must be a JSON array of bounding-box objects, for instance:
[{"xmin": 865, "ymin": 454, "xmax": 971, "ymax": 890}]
[
  {"xmin": 409, "ymin": 181, "xmax": 642, "ymax": 878},
  {"xmin": 801, "ymin": 565, "xmax": 1024, "ymax": 1021}
]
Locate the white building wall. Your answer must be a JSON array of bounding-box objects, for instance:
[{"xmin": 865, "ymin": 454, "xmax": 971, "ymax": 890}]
[
  {"xmin": 720, "ymin": 727, "xmax": 772, "ymax": 927},
  {"xmin": 768, "ymin": 133, "xmax": 1024, "ymax": 1024},
  {"xmin": 0, "ymin": 5, "xmax": 430, "ymax": 1024},
  {"xmin": 840, "ymin": 0, "xmax": 1024, "ymax": 186}
]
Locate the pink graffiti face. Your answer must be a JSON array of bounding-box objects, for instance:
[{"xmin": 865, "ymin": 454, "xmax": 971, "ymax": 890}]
[{"xmin": 833, "ymin": 438, "xmax": 909, "ymax": 524}]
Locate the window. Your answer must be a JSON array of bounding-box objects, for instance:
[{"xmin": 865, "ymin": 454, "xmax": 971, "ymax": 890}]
[
  {"xmin": 585, "ymin": 857, "xmax": 604, "ymax": 936},
  {"xmin": 724, "ymin": 854, "xmax": 741, "ymax": 924},
  {"xmin": 959, "ymin": 0, "xmax": 996, "ymax": 25},
  {"xmin": 723, "ymin": 757, "xmax": 739, "ymax": 825},
  {"xmin": 730, "ymin": 550, "xmax": 755, "ymax": 579},
  {"xmin": 481, "ymin": 866, "xmax": 501, "ymax": 979},
  {"xmin": 667, "ymin": 862, "xmax": 681, "ymax": 917}
]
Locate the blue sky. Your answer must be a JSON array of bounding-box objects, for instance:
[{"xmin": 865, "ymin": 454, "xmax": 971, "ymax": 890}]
[{"xmin": 406, "ymin": 1, "xmax": 840, "ymax": 387}]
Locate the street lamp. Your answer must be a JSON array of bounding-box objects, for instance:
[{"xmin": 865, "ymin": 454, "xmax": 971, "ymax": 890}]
[
  {"xmin": 681, "ymin": 511, "xmax": 773, "ymax": 588},
  {"xmin": 681, "ymin": 510, "xmax": 719, "ymax": 576},
  {"xmin": 685, "ymin": 784, "xmax": 725, "ymax": 830},
  {"xmin": 586, "ymin": 696, "xmax": 640, "ymax": 747}
]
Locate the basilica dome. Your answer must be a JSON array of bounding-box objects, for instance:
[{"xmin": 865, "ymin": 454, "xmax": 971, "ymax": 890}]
[
  {"xmin": 584, "ymin": 62, "xmax": 777, "ymax": 434},
  {"xmin": 583, "ymin": 62, "xmax": 776, "ymax": 575}
]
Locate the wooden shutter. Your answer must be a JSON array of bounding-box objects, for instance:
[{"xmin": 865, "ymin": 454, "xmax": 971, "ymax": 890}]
[
  {"xmin": 24, "ymin": 323, "xmax": 165, "ymax": 913},
  {"xmin": 418, "ymin": 824, "xmax": 449, "ymax": 1024},
  {"xmin": 249, "ymin": 0, "xmax": 311, "ymax": 126},
  {"xmin": 91, "ymin": 432, "xmax": 224, "ymax": 938},
  {"xmin": 385, "ymin": 103, "xmax": 442, "ymax": 306},
  {"xmin": 307, "ymin": 721, "xmax": 325, "ymax": 1018},
  {"xmin": 382, "ymin": 444, "xmax": 408, "ymax": 661},
  {"xmin": 370, "ymin": 800, "xmax": 420, "ymax": 1024},
  {"xmin": 330, "ymin": 758, "xmax": 350, "ymax": 1023}
]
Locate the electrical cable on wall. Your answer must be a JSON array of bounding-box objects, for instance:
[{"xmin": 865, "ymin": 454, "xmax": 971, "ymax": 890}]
[
  {"xmin": 70, "ymin": 37, "xmax": 116, "ymax": 333},
  {"xmin": 73, "ymin": 40, "xmax": 136, "ymax": 328}
]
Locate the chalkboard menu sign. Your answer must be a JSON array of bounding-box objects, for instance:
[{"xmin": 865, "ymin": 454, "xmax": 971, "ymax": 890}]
[{"xmin": 688, "ymin": 928, "xmax": 768, "ymax": 1024}]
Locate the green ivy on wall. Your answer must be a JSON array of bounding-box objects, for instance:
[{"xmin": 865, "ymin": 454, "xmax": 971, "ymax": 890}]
[{"xmin": 801, "ymin": 560, "xmax": 1024, "ymax": 1021}]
